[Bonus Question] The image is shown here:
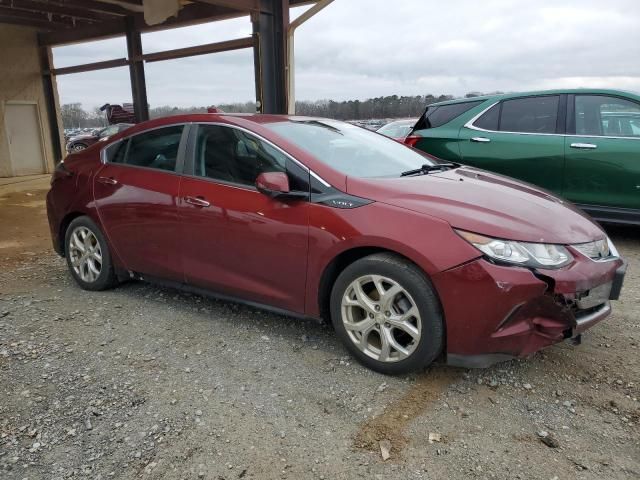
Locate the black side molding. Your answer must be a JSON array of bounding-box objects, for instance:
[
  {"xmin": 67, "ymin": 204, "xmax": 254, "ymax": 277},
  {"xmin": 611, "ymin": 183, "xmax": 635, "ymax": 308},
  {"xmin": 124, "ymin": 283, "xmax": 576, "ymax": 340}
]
[
  {"xmin": 578, "ymin": 204, "xmax": 640, "ymax": 226},
  {"xmin": 310, "ymin": 176, "xmax": 372, "ymax": 209},
  {"xmin": 609, "ymin": 261, "xmax": 627, "ymax": 301}
]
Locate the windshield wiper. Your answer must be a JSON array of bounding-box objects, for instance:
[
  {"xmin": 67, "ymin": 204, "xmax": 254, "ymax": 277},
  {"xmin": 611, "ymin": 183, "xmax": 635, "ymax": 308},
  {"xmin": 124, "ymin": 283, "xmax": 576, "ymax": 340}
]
[{"xmin": 400, "ymin": 162, "xmax": 459, "ymax": 177}]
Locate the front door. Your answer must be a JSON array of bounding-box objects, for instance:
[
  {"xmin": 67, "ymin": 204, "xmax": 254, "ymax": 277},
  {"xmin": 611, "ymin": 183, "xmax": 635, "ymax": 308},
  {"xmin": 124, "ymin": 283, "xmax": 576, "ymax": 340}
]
[
  {"xmin": 563, "ymin": 94, "xmax": 640, "ymax": 211},
  {"xmin": 178, "ymin": 124, "xmax": 310, "ymax": 313},
  {"xmin": 94, "ymin": 124, "xmax": 187, "ymax": 280},
  {"xmin": 459, "ymin": 95, "xmax": 565, "ymax": 194}
]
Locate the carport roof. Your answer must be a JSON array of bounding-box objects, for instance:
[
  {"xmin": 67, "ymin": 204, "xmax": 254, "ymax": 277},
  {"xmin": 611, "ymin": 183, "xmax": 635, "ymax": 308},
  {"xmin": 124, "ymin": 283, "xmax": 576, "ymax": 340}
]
[
  {"xmin": 0, "ymin": 0, "xmax": 315, "ymax": 45},
  {"xmin": 0, "ymin": 0, "xmax": 324, "ymax": 164}
]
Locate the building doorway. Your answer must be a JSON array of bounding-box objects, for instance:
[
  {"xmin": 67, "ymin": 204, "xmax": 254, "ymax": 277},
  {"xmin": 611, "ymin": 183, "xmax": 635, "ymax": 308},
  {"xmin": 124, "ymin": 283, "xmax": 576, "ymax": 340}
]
[{"xmin": 4, "ymin": 102, "xmax": 47, "ymax": 176}]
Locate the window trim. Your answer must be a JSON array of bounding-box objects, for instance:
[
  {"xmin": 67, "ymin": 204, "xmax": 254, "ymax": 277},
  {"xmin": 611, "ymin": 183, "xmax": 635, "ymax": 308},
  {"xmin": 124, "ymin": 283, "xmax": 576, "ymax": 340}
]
[
  {"xmin": 183, "ymin": 121, "xmax": 330, "ymax": 193},
  {"xmin": 470, "ymin": 102, "xmax": 500, "ymax": 131},
  {"xmin": 100, "ymin": 123, "xmax": 191, "ymax": 176},
  {"xmin": 466, "ymin": 95, "xmax": 640, "ymax": 140},
  {"xmin": 98, "ymin": 120, "xmax": 336, "ymax": 187}
]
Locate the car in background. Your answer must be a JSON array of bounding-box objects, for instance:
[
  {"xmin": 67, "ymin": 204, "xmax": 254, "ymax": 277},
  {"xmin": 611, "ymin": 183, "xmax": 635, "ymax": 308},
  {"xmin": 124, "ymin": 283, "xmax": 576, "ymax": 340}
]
[
  {"xmin": 377, "ymin": 118, "xmax": 418, "ymax": 141},
  {"xmin": 66, "ymin": 123, "xmax": 133, "ymax": 152},
  {"xmin": 357, "ymin": 119, "xmax": 386, "ymax": 131},
  {"xmin": 64, "ymin": 129, "xmax": 81, "ymax": 141},
  {"xmin": 47, "ymin": 113, "xmax": 625, "ymax": 374},
  {"xmin": 405, "ymin": 89, "xmax": 640, "ymax": 225}
]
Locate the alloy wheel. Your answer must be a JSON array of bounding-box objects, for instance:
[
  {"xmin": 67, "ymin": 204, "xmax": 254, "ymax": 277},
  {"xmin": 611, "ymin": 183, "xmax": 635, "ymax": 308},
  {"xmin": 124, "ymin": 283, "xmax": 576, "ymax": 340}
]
[
  {"xmin": 341, "ymin": 274, "xmax": 422, "ymax": 363},
  {"xmin": 68, "ymin": 226, "xmax": 103, "ymax": 283}
]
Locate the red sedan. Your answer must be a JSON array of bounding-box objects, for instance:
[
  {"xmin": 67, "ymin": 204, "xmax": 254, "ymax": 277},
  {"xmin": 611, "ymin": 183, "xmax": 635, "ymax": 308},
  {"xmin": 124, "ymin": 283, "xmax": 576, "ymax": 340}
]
[{"xmin": 46, "ymin": 114, "xmax": 626, "ymax": 374}]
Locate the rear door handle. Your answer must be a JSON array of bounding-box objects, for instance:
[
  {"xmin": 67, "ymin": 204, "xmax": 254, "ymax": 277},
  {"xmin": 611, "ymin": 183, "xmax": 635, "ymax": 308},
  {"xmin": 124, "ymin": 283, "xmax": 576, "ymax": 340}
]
[
  {"xmin": 570, "ymin": 143, "xmax": 598, "ymax": 149},
  {"xmin": 97, "ymin": 176, "xmax": 118, "ymax": 185},
  {"xmin": 471, "ymin": 137, "xmax": 491, "ymax": 143},
  {"xmin": 184, "ymin": 196, "xmax": 211, "ymax": 208}
]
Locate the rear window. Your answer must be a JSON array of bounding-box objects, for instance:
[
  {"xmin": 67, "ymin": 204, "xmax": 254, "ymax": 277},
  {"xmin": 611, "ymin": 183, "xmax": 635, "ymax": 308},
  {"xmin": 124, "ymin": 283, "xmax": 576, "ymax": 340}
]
[
  {"xmin": 103, "ymin": 139, "xmax": 128, "ymax": 163},
  {"xmin": 499, "ymin": 96, "xmax": 559, "ymax": 134},
  {"xmin": 415, "ymin": 101, "xmax": 482, "ymax": 130}
]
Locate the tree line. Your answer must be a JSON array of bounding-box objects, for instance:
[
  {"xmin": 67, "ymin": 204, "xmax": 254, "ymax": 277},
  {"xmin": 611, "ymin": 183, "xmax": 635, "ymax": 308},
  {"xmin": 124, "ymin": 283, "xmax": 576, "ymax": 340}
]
[{"xmin": 61, "ymin": 92, "xmax": 495, "ymax": 128}]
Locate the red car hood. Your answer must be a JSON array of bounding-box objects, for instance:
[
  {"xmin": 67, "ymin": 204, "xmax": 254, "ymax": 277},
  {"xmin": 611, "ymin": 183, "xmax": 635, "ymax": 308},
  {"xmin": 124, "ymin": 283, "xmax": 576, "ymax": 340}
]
[{"xmin": 346, "ymin": 167, "xmax": 605, "ymax": 244}]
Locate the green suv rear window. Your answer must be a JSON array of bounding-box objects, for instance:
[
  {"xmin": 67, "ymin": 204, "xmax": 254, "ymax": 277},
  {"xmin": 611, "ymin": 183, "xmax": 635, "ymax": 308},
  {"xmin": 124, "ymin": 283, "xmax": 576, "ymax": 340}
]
[{"xmin": 415, "ymin": 100, "xmax": 482, "ymax": 130}]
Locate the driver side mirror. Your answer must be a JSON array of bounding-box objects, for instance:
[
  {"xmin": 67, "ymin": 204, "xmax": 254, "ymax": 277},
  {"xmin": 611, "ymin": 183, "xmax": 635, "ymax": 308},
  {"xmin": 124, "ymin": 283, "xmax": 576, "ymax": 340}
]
[{"xmin": 255, "ymin": 171, "xmax": 290, "ymax": 197}]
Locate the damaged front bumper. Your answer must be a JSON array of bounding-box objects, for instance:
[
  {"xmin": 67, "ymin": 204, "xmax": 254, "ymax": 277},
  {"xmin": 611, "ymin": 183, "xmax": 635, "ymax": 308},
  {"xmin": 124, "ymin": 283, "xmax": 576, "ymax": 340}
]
[{"xmin": 432, "ymin": 255, "xmax": 626, "ymax": 369}]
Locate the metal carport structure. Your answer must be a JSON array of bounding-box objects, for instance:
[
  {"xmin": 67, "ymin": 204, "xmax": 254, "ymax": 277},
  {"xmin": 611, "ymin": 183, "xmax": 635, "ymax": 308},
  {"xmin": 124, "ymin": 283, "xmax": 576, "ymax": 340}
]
[{"xmin": 0, "ymin": 0, "xmax": 328, "ymax": 177}]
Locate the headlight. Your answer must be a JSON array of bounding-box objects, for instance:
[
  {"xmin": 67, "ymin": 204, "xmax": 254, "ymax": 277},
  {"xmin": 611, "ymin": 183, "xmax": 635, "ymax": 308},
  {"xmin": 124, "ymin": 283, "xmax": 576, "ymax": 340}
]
[
  {"xmin": 573, "ymin": 237, "xmax": 618, "ymax": 261},
  {"xmin": 455, "ymin": 229, "xmax": 573, "ymax": 269}
]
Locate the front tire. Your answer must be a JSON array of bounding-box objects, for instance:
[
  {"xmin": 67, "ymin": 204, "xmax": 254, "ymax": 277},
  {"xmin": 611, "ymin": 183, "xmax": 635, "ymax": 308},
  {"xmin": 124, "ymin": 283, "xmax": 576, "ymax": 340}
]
[
  {"xmin": 64, "ymin": 216, "xmax": 117, "ymax": 291},
  {"xmin": 330, "ymin": 253, "xmax": 444, "ymax": 375}
]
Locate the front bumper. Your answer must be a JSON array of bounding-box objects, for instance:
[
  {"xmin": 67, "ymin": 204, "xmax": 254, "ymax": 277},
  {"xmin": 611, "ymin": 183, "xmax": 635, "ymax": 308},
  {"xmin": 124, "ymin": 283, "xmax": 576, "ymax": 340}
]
[{"xmin": 432, "ymin": 256, "xmax": 625, "ymax": 368}]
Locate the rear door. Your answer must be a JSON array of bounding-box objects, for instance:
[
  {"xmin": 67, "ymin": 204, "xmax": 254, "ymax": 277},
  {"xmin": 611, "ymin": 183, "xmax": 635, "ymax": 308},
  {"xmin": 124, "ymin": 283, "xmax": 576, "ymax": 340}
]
[
  {"xmin": 458, "ymin": 95, "xmax": 566, "ymax": 194},
  {"xmin": 178, "ymin": 123, "xmax": 310, "ymax": 313},
  {"xmin": 94, "ymin": 124, "xmax": 188, "ymax": 280},
  {"xmin": 563, "ymin": 94, "xmax": 640, "ymax": 213}
]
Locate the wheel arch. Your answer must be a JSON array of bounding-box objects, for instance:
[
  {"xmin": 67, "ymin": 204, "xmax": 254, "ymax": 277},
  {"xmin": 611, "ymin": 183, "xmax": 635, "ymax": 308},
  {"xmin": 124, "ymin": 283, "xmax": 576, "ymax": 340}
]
[
  {"xmin": 58, "ymin": 211, "xmax": 101, "ymax": 256},
  {"xmin": 316, "ymin": 246, "xmax": 445, "ymax": 327},
  {"xmin": 59, "ymin": 212, "xmax": 86, "ymax": 256}
]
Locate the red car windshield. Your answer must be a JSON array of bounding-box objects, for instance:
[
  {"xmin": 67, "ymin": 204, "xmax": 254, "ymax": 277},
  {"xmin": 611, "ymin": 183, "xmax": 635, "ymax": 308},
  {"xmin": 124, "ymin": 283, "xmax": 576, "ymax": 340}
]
[{"xmin": 264, "ymin": 119, "xmax": 436, "ymax": 178}]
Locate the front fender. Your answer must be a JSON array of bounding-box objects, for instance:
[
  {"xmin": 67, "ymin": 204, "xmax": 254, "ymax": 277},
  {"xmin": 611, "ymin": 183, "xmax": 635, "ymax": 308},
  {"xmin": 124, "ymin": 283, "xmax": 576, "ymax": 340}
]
[{"xmin": 304, "ymin": 201, "xmax": 481, "ymax": 316}]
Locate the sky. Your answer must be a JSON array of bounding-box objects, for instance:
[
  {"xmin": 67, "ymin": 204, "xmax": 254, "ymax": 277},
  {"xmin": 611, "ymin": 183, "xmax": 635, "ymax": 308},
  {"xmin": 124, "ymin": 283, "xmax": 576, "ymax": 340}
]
[{"xmin": 53, "ymin": 0, "xmax": 640, "ymax": 110}]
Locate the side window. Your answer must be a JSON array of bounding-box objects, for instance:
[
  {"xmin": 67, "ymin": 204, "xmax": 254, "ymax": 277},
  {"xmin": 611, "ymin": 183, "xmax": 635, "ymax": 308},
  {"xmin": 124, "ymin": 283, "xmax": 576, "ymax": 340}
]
[
  {"xmin": 125, "ymin": 125, "xmax": 184, "ymax": 171},
  {"xmin": 193, "ymin": 125, "xmax": 287, "ymax": 187},
  {"xmin": 575, "ymin": 95, "xmax": 640, "ymax": 137},
  {"xmin": 107, "ymin": 139, "xmax": 129, "ymax": 164},
  {"xmin": 499, "ymin": 96, "xmax": 559, "ymax": 134},
  {"xmin": 473, "ymin": 103, "xmax": 500, "ymax": 130},
  {"xmin": 415, "ymin": 101, "xmax": 482, "ymax": 129}
]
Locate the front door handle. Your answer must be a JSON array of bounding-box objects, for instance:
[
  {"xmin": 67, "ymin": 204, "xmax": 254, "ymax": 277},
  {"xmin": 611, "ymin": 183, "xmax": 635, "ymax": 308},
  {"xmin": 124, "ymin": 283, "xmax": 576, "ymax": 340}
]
[
  {"xmin": 471, "ymin": 137, "xmax": 491, "ymax": 143},
  {"xmin": 97, "ymin": 176, "xmax": 118, "ymax": 185},
  {"xmin": 184, "ymin": 196, "xmax": 211, "ymax": 208},
  {"xmin": 570, "ymin": 143, "xmax": 598, "ymax": 149}
]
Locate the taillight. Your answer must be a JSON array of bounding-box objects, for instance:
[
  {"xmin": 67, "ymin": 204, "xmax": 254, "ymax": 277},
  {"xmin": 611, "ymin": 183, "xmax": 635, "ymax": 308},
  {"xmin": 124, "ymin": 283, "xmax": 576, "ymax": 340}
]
[
  {"xmin": 404, "ymin": 135, "xmax": 420, "ymax": 148},
  {"xmin": 51, "ymin": 161, "xmax": 73, "ymax": 185}
]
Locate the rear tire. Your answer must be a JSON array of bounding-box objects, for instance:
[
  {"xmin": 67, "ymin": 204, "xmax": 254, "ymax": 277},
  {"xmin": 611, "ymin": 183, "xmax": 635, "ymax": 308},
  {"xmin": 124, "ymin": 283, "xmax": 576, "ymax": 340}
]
[
  {"xmin": 330, "ymin": 253, "xmax": 444, "ymax": 375},
  {"xmin": 64, "ymin": 216, "xmax": 117, "ymax": 291}
]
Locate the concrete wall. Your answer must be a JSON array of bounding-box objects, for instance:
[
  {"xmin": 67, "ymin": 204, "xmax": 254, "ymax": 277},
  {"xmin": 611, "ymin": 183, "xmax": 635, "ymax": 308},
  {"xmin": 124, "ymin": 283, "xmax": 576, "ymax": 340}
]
[{"xmin": 0, "ymin": 25, "xmax": 63, "ymax": 177}]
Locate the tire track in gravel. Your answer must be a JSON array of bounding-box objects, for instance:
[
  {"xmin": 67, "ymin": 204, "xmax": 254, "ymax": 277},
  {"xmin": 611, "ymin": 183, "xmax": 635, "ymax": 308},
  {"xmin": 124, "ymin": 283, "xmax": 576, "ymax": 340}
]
[{"xmin": 354, "ymin": 367, "xmax": 460, "ymax": 458}]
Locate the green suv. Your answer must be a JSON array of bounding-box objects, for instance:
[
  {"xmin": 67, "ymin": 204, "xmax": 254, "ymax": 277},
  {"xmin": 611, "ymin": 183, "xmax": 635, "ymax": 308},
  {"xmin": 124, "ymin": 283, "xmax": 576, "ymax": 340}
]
[{"xmin": 405, "ymin": 89, "xmax": 640, "ymax": 225}]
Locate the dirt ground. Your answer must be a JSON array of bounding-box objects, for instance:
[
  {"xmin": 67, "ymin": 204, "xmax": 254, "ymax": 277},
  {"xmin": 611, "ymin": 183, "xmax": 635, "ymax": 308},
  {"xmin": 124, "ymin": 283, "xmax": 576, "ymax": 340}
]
[{"xmin": 1, "ymin": 177, "xmax": 638, "ymax": 480}]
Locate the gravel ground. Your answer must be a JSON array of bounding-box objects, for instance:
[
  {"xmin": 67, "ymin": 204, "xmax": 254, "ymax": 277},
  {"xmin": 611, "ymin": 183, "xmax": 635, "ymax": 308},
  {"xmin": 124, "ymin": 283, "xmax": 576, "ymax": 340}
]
[{"xmin": 1, "ymin": 178, "xmax": 638, "ymax": 480}]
